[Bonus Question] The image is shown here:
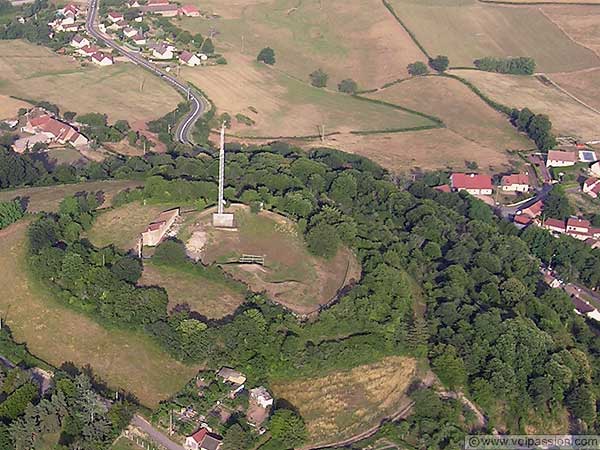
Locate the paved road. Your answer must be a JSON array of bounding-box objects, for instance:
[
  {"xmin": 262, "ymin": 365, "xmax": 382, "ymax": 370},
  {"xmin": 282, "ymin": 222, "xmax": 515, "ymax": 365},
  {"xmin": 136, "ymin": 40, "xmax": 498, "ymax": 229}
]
[
  {"xmin": 132, "ymin": 415, "xmax": 185, "ymax": 450},
  {"xmin": 498, "ymin": 183, "xmax": 553, "ymax": 219},
  {"xmin": 85, "ymin": 0, "xmax": 207, "ymax": 144}
]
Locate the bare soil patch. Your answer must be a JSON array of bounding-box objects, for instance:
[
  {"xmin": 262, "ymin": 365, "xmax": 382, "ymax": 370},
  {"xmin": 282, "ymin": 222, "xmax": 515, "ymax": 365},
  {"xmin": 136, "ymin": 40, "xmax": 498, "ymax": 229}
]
[{"xmin": 271, "ymin": 356, "xmax": 417, "ymax": 444}]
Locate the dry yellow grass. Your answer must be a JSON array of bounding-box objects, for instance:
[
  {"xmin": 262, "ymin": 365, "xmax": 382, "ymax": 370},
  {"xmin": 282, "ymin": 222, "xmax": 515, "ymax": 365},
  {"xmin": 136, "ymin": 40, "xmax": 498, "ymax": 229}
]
[
  {"xmin": 0, "ymin": 180, "xmax": 143, "ymax": 213},
  {"xmin": 0, "ymin": 220, "xmax": 198, "ymax": 407},
  {"xmin": 452, "ymin": 69, "xmax": 600, "ymax": 140},
  {"xmin": 0, "ymin": 95, "xmax": 28, "ymax": 119},
  {"xmin": 541, "ymin": 5, "xmax": 600, "ymax": 57},
  {"xmin": 369, "ymin": 76, "xmax": 531, "ymax": 152},
  {"xmin": 0, "ymin": 40, "xmax": 179, "ymax": 122},
  {"xmin": 271, "ymin": 356, "xmax": 417, "ymax": 444},
  {"xmin": 485, "ymin": 0, "xmax": 600, "ymax": 3},
  {"xmin": 551, "ymin": 68, "xmax": 600, "ymax": 111}
]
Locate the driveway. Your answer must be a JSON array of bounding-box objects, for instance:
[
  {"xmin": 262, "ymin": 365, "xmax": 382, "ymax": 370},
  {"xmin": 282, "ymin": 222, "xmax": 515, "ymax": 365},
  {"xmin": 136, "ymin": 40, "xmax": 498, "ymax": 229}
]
[{"xmin": 132, "ymin": 415, "xmax": 185, "ymax": 450}]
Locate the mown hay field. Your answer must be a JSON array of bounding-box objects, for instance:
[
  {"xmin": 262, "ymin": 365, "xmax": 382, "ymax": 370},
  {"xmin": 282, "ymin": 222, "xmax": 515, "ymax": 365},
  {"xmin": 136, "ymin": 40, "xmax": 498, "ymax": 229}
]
[
  {"xmin": 0, "ymin": 95, "xmax": 29, "ymax": 119},
  {"xmin": 139, "ymin": 262, "xmax": 247, "ymax": 318},
  {"xmin": 369, "ymin": 75, "xmax": 531, "ymax": 152},
  {"xmin": 452, "ymin": 69, "xmax": 600, "ymax": 140},
  {"xmin": 387, "ymin": 0, "xmax": 600, "ymax": 72},
  {"xmin": 0, "ymin": 179, "xmax": 143, "ymax": 213},
  {"xmin": 541, "ymin": 5, "xmax": 600, "ymax": 57},
  {"xmin": 181, "ymin": 54, "xmax": 436, "ymax": 138},
  {"xmin": 0, "ymin": 220, "xmax": 198, "ymax": 407},
  {"xmin": 551, "ymin": 68, "xmax": 600, "ymax": 112},
  {"xmin": 179, "ymin": 0, "xmax": 426, "ymax": 89},
  {"xmin": 0, "ymin": 40, "xmax": 179, "ymax": 122},
  {"xmin": 271, "ymin": 356, "xmax": 417, "ymax": 444}
]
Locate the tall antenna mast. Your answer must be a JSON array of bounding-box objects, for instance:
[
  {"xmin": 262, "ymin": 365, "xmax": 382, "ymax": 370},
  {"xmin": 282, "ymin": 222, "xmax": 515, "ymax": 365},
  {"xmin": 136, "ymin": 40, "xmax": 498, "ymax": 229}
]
[{"xmin": 217, "ymin": 123, "xmax": 225, "ymax": 215}]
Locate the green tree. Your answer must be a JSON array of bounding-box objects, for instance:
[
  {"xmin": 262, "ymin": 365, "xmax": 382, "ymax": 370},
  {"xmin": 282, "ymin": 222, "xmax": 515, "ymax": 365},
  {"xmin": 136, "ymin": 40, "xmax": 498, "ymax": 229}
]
[
  {"xmin": 269, "ymin": 410, "xmax": 307, "ymax": 449},
  {"xmin": 429, "ymin": 55, "xmax": 449, "ymax": 72},
  {"xmin": 309, "ymin": 69, "xmax": 328, "ymax": 88},
  {"xmin": 407, "ymin": 61, "xmax": 428, "ymax": 76},
  {"xmin": 201, "ymin": 38, "xmax": 214, "ymax": 54},
  {"xmin": 337, "ymin": 78, "xmax": 357, "ymax": 94},
  {"xmin": 223, "ymin": 423, "xmax": 252, "ymax": 450},
  {"xmin": 257, "ymin": 47, "xmax": 275, "ymax": 65},
  {"xmin": 306, "ymin": 222, "xmax": 340, "ymax": 258},
  {"xmin": 543, "ymin": 185, "xmax": 573, "ymax": 220}
]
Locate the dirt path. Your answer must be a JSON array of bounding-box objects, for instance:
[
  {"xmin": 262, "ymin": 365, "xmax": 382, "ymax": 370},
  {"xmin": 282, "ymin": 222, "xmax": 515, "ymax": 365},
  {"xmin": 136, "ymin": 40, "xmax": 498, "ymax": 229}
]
[{"xmin": 535, "ymin": 72, "xmax": 600, "ymax": 115}]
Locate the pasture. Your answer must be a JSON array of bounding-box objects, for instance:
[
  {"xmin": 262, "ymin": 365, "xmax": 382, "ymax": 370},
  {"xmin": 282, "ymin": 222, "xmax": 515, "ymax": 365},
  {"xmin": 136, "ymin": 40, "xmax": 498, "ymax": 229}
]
[
  {"xmin": 386, "ymin": 0, "xmax": 600, "ymax": 72},
  {"xmin": 452, "ymin": 69, "xmax": 600, "ymax": 140},
  {"xmin": 139, "ymin": 261, "xmax": 246, "ymax": 318},
  {"xmin": 0, "ymin": 179, "xmax": 143, "ymax": 213},
  {"xmin": 369, "ymin": 75, "xmax": 531, "ymax": 152},
  {"xmin": 181, "ymin": 54, "xmax": 436, "ymax": 138},
  {"xmin": 192, "ymin": 206, "xmax": 360, "ymax": 315},
  {"xmin": 551, "ymin": 68, "xmax": 600, "ymax": 112},
  {"xmin": 541, "ymin": 5, "xmax": 600, "ymax": 57},
  {"xmin": 0, "ymin": 220, "xmax": 198, "ymax": 407},
  {"xmin": 271, "ymin": 356, "xmax": 417, "ymax": 444},
  {"xmin": 0, "ymin": 40, "xmax": 179, "ymax": 122},
  {"xmin": 178, "ymin": 0, "xmax": 426, "ymax": 89},
  {"xmin": 0, "ymin": 95, "xmax": 28, "ymax": 119}
]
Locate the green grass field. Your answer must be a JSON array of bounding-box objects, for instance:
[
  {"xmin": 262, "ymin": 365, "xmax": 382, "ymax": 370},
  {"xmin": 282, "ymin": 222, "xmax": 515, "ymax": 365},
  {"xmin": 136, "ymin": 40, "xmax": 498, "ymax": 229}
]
[
  {"xmin": 0, "ymin": 220, "xmax": 199, "ymax": 407},
  {"xmin": 0, "ymin": 40, "xmax": 179, "ymax": 123},
  {"xmin": 112, "ymin": 437, "xmax": 143, "ymax": 450},
  {"xmin": 387, "ymin": 0, "xmax": 600, "ymax": 72}
]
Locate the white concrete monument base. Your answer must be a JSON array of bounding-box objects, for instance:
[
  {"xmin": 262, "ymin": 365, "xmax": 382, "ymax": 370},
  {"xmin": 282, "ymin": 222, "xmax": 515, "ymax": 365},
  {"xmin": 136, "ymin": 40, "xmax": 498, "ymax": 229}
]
[{"xmin": 212, "ymin": 213, "xmax": 235, "ymax": 228}]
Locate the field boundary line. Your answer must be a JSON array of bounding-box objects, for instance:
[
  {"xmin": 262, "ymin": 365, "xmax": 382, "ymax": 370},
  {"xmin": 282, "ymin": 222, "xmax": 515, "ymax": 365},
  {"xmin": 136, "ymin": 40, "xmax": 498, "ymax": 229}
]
[
  {"xmin": 479, "ymin": 0, "xmax": 600, "ymax": 5},
  {"xmin": 381, "ymin": 0, "xmax": 431, "ymax": 59},
  {"xmin": 536, "ymin": 73, "xmax": 600, "ymax": 115}
]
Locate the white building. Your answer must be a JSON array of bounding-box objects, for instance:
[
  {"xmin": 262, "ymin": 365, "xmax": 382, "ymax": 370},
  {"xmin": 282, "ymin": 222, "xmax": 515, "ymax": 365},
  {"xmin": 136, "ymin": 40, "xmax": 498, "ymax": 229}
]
[
  {"xmin": 179, "ymin": 50, "xmax": 201, "ymax": 66},
  {"xmin": 70, "ymin": 34, "xmax": 90, "ymax": 48},
  {"xmin": 500, "ymin": 173, "xmax": 529, "ymax": 193},
  {"xmin": 249, "ymin": 387, "xmax": 274, "ymax": 409},
  {"xmin": 91, "ymin": 52, "xmax": 114, "ymax": 66}
]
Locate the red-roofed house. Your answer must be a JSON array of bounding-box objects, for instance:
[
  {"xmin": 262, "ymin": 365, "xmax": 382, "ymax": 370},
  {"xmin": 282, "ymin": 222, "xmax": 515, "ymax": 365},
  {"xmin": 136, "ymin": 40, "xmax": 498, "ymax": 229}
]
[
  {"xmin": 519, "ymin": 200, "xmax": 543, "ymax": 219},
  {"xmin": 180, "ymin": 4, "xmax": 200, "ymax": 16},
  {"xmin": 583, "ymin": 177, "xmax": 600, "ymax": 198},
  {"xmin": 179, "ymin": 50, "xmax": 201, "ymax": 66},
  {"xmin": 514, "ymin": 214, "xmax": 532, "ymax": 226},
  {"xmin": 566, "ymin": 217, "xmax": 591, "ymax": 240},
  {"xmin": 542, "ymin": 218, "xmax": 566, "ymax": 234},
  {"xmin": 141, "ymin": 3, "xmax": 179, "ymax": 16},
  {"xmin": 501, "ymin": 173, "xmax": 530, "ymax": 193},
  {"xmin": 107, "ymin": 11, "xmax": 124, "ymax": 22},
  {"xmin": 91, "ymin": 51, "xmax": 114, "ymax": 65},
  {"xmin": 132, "ymin": 32, "xmax": 146, "ymax": 45},
  {"xmin": 141, "ymin": 208, "xmax": 180, "ymax": 246},
  {"xmin": 70, "ymin": 34, "xmax": 90, "ymax": 48},
  {"xmin": 77, "ymin": 44, "xmax": 98, "ymax": 56},
  {"xmin": 184, "ymin": 428, "xmax": 222, "ymax": 450},
  {"xmin": 450, "ymin": 173, "xmax": 493, "ymax": 195},
  {"xmin": 546, "ymin": 150, "xmax": 577, "ymax": 168},
  {"xmin": 59, "ymin": 3, "xmax": 79, "ymax": 17},
  {"xmin": 21, "ymin": 111, "xmax": 88, "ymax": 148},
  {"xmin": 123, "ymin": 27, "xmax": 138, "ymax": 38}
]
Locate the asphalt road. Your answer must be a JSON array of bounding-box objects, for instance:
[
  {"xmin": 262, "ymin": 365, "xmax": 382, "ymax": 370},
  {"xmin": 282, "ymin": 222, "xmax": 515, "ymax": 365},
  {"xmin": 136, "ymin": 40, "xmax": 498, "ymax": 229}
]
[
  {"xmin": 85, "ymin": 0, "xmax": 207, "ymax": 144},
  {"xmin": 498, "ymin": 182, "xmax": 553, "ymax": 219},
  {"xmin": 132, "ymin": 415, "xmax": 185, "ymax": 450}
]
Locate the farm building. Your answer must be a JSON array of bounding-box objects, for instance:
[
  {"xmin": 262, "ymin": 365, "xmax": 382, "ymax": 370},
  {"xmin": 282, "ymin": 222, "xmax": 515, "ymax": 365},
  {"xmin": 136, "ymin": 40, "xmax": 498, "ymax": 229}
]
[
  {"xmin": 184, "ymin": 428, "xmax": 222, "ymax": 450},
  {"xmin": 180, "ymin": 5, "xmax": 200, "ymax": 16},
  {"xmin": 12, "ymin": 133, "xmax": 52, "ymax": 153},
  {"xmin": 21, "ymin": 110, "xmax": 88, "ymax": 148},
  {"xmin": 141, "ymin": 208, "xmax": 180, "ymax": 246},
  {"xmin": 449, "ymin": 173, "xmax": 493, "ymax": 195},
  {"xmin": 546, "ymin": 150, "xmax": 577, "ymax": 168},
  {"xmin": 501, "ymin": 173, "xmax": 529, "ymax": 192},
  {"xmin": 141, "ymin": 3, "xmax": 179, "ymax": 16}
]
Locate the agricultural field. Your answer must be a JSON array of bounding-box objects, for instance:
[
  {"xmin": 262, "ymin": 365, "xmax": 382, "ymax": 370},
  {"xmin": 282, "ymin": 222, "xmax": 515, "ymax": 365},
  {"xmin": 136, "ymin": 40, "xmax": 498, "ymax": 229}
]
[
  {"xmin": 271, "ymin": 356, "xmax": 417, "ymax": 444},
  {"xmin": 0, "ymin": 95, "xmax": 28, "ymax": 119},
  {"xmin": 0, "ymin": 220, "xmax": 198, "ymax": 407},
  {"xmin": 139, "ymin": 261, "xmax": 246, "ymax": 318},
  {"xmin": 179, "ymin": 0, "xmax": 425, "ymax": 89},
  {"xmin": 551, "ymin": 68, "xmax": 600, "ymax": 112},
  {"xmin": 87, "ymin": 202, "xmax": 171, "ymax": 250},
  {"xmin": 0, "ymin": 40, "xmax": 179, "ymax": 122},
  {"xmin": 369, "ymin": 75, "xmax": 531, "ymax": 154},
  {"xmin": 0, "ymin": 179, "xmax": 143, "ymax": 213},
  {"xmin": 386, "ymin": 0, "xmax": 600, "ymax": 72},
  {"xmin": 190, "ymin": 205, "xmax": 361, "ymax": 315},
  {"xmin": 181, "ymin": 54, "xmax": 436, "ymax": 138},
  {"xmin": 541, "ymin": 5, "xmax": 600, "ymax": 57},
  {"xmin": 484, "ymin": 0, "xmax": 600, "ymax": 3},
  {"xmin": 452, "ymin": 69, "xmax": 600, "ymax": 140}
]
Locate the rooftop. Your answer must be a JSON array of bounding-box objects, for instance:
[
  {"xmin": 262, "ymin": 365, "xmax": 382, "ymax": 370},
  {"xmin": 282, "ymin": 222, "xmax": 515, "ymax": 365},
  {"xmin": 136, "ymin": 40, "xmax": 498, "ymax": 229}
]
[
  {"xmin": 547, "ymin": 150, "xmax": 577, "ymax": 162},
  {"xmin": 450, "ymin": 173, "xmax": 493, "ymax": 190}
]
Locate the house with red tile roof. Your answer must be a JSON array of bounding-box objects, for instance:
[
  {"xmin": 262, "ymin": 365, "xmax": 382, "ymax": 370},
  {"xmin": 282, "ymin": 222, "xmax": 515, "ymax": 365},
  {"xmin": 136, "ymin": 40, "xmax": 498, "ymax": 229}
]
[
  {"xmin": 77, "ymin": 45, "xmax": 99, "ymax": 57},
  {"xmin": 21, "ymin": 111, "xmax": 88, "ymax": 148},
  {"xmin": 500, "ymin": 173, "xmax": 529, "ymax": 193},
  {"xmin": 583, "ymin": 177, "xmax": 600, "ymax": 199},
  {"xmin": 449, "ymin": 173, "xmax": 493, "ymax": 195},
  {"xmin": 180, "ymin": 4, "xmax": 200, "ymax": 16},
  {"xmin": 179, "ymin": 50, "xmax": 201, "ymax": 66},
  {"xmin": 514, "ymin": 214, "xmax": 532, "ymax": 226},
  {"xmin": 542, "ymin": 218, "xmax": 566, "ymax": 234},
  {"xmin": 91, "ymin": 51, "xmax": 114, "ymax": 65},
  {"xmin": 519, "ymin": 200, "xmax": 543, "ymax": 219},
  {"xmin": 107, "ymin": 11, "xmax": 124, "ymax": 22},
  {"xmin": 123, "ymin": 27, "xmax": 138, "ymax": 38},
  {"xmin": 433, "ymin": 184, "xmax": 451, "ymax": 193},
  {"xmin": 132, "ymin": 32, "xmax": 146, "ymax": 45},
  {"xmin": 546, "ymin": 150, "xmax": 577, "ymax": 168},
  {"xmin": 141, "ymin": 3, "xmax": 179, "ymax": 16},
  {"xmin": 70, "ymin": 34, "xmax": 90, "ymax": 49},
  {"xmin": 184, "ymin": 428, "xmax": 222, "ymax": 450},
  {"xmin": 60, "ymin": 3, "xmax": 79, "ymax": 16}
]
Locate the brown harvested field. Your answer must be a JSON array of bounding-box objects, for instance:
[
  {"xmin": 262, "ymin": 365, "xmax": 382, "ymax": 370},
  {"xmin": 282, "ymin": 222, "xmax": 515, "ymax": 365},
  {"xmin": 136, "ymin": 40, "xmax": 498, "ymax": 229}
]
[
  {"xmin": 551, "ymin": 68, "xmax": 600, "ymax": 111},
  {"xmin": 541, "ymin": 5, "xmax": 600, "ymax": 56},
  {"xmin": 181, "ymin": 55, "xmax": 435, "ymax": 138},
  {"xmin": 271, "ymin": 356, "xmax": 417, "ymax": 444},
  {"xmin": 453, "ymin": 69, "xmax": 600, "ymax": 140},
  {"xmin": 0, "ymin": 220, "xmax": 198, "ymax": 407},
  {"xmin": 0, "ymin": 95, "xmax": 28, "ymax": 119},
  {"xmin": 0, "ymin": 40, "xmax": 179, "ymax": 122},
  {"xmin": 87, "ymin": 202, "xmax": 172, "ymax": 250},
  {"xmin": 0, "ymin": 179, "xmax": 142, "ymax": 213},
  {"xmin": 485, "ymin": 0, "xmax": 600, "ymax": 3},
  {"xmin": 138, "ymin": 262, "xmax": 246, "ymax": 318},
  {"xmin": 369, "ymin": 76, "xmax": 531, "ymax": 152},
  {"xmin": 190, "ymin": 205, "xmax": 361, "ymax": 315},
  {"xmin": 323, "ymin": 128, "xmax": 516, "ymax": 173},
  {"xmin": 387, "ymin": 0, "xmax": 600, "ymax": 72},
  {"xmin": 179, "ymin": 0, "xmax": 426, "ymax": 89}
]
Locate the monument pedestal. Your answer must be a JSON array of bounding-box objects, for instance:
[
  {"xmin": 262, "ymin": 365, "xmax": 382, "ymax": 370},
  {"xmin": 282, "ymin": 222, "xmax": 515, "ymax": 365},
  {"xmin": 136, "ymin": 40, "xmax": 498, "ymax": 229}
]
[{"xmin": 212, "ymin": 212, "xmax": 235, "ymax": 228}]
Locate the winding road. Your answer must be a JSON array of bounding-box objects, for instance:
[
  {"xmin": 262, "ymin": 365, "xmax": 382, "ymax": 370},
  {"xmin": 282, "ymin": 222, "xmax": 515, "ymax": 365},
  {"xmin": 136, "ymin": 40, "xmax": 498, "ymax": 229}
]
[{"xmin": 85, "ymin": 0, "xmax": 208, "ymax": 144}]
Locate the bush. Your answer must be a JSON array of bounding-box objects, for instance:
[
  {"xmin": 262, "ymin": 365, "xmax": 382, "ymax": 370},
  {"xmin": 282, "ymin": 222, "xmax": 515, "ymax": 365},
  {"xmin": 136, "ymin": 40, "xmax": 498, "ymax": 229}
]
[
  {"xmin": 153, "ymin": 239, "xmax": 188, "ymax": 265},
  {"xmin": 309, "ymin": 69, "xmax": 328, "ymax": 88},
  {"xmin": 306, "ymin": 222, "xmax": 339, "ymax": 258},
  {"xmin": 429, "ymin": 55, "xmax": 449, "ymax": 72},
  {"xmin": 337, "ymin": 78, "xmax": 357, "ymax": 94},
  {"xmin": 407, "ymin": 61, "xmax": 428, "ymax": 76},
  {"xmin": 235, "ymin": 114, "xmax": 255, "ymax": 126},
  {"xmin": 257, "ymin": 47, "xmax": 275, "ymax": 65}
]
